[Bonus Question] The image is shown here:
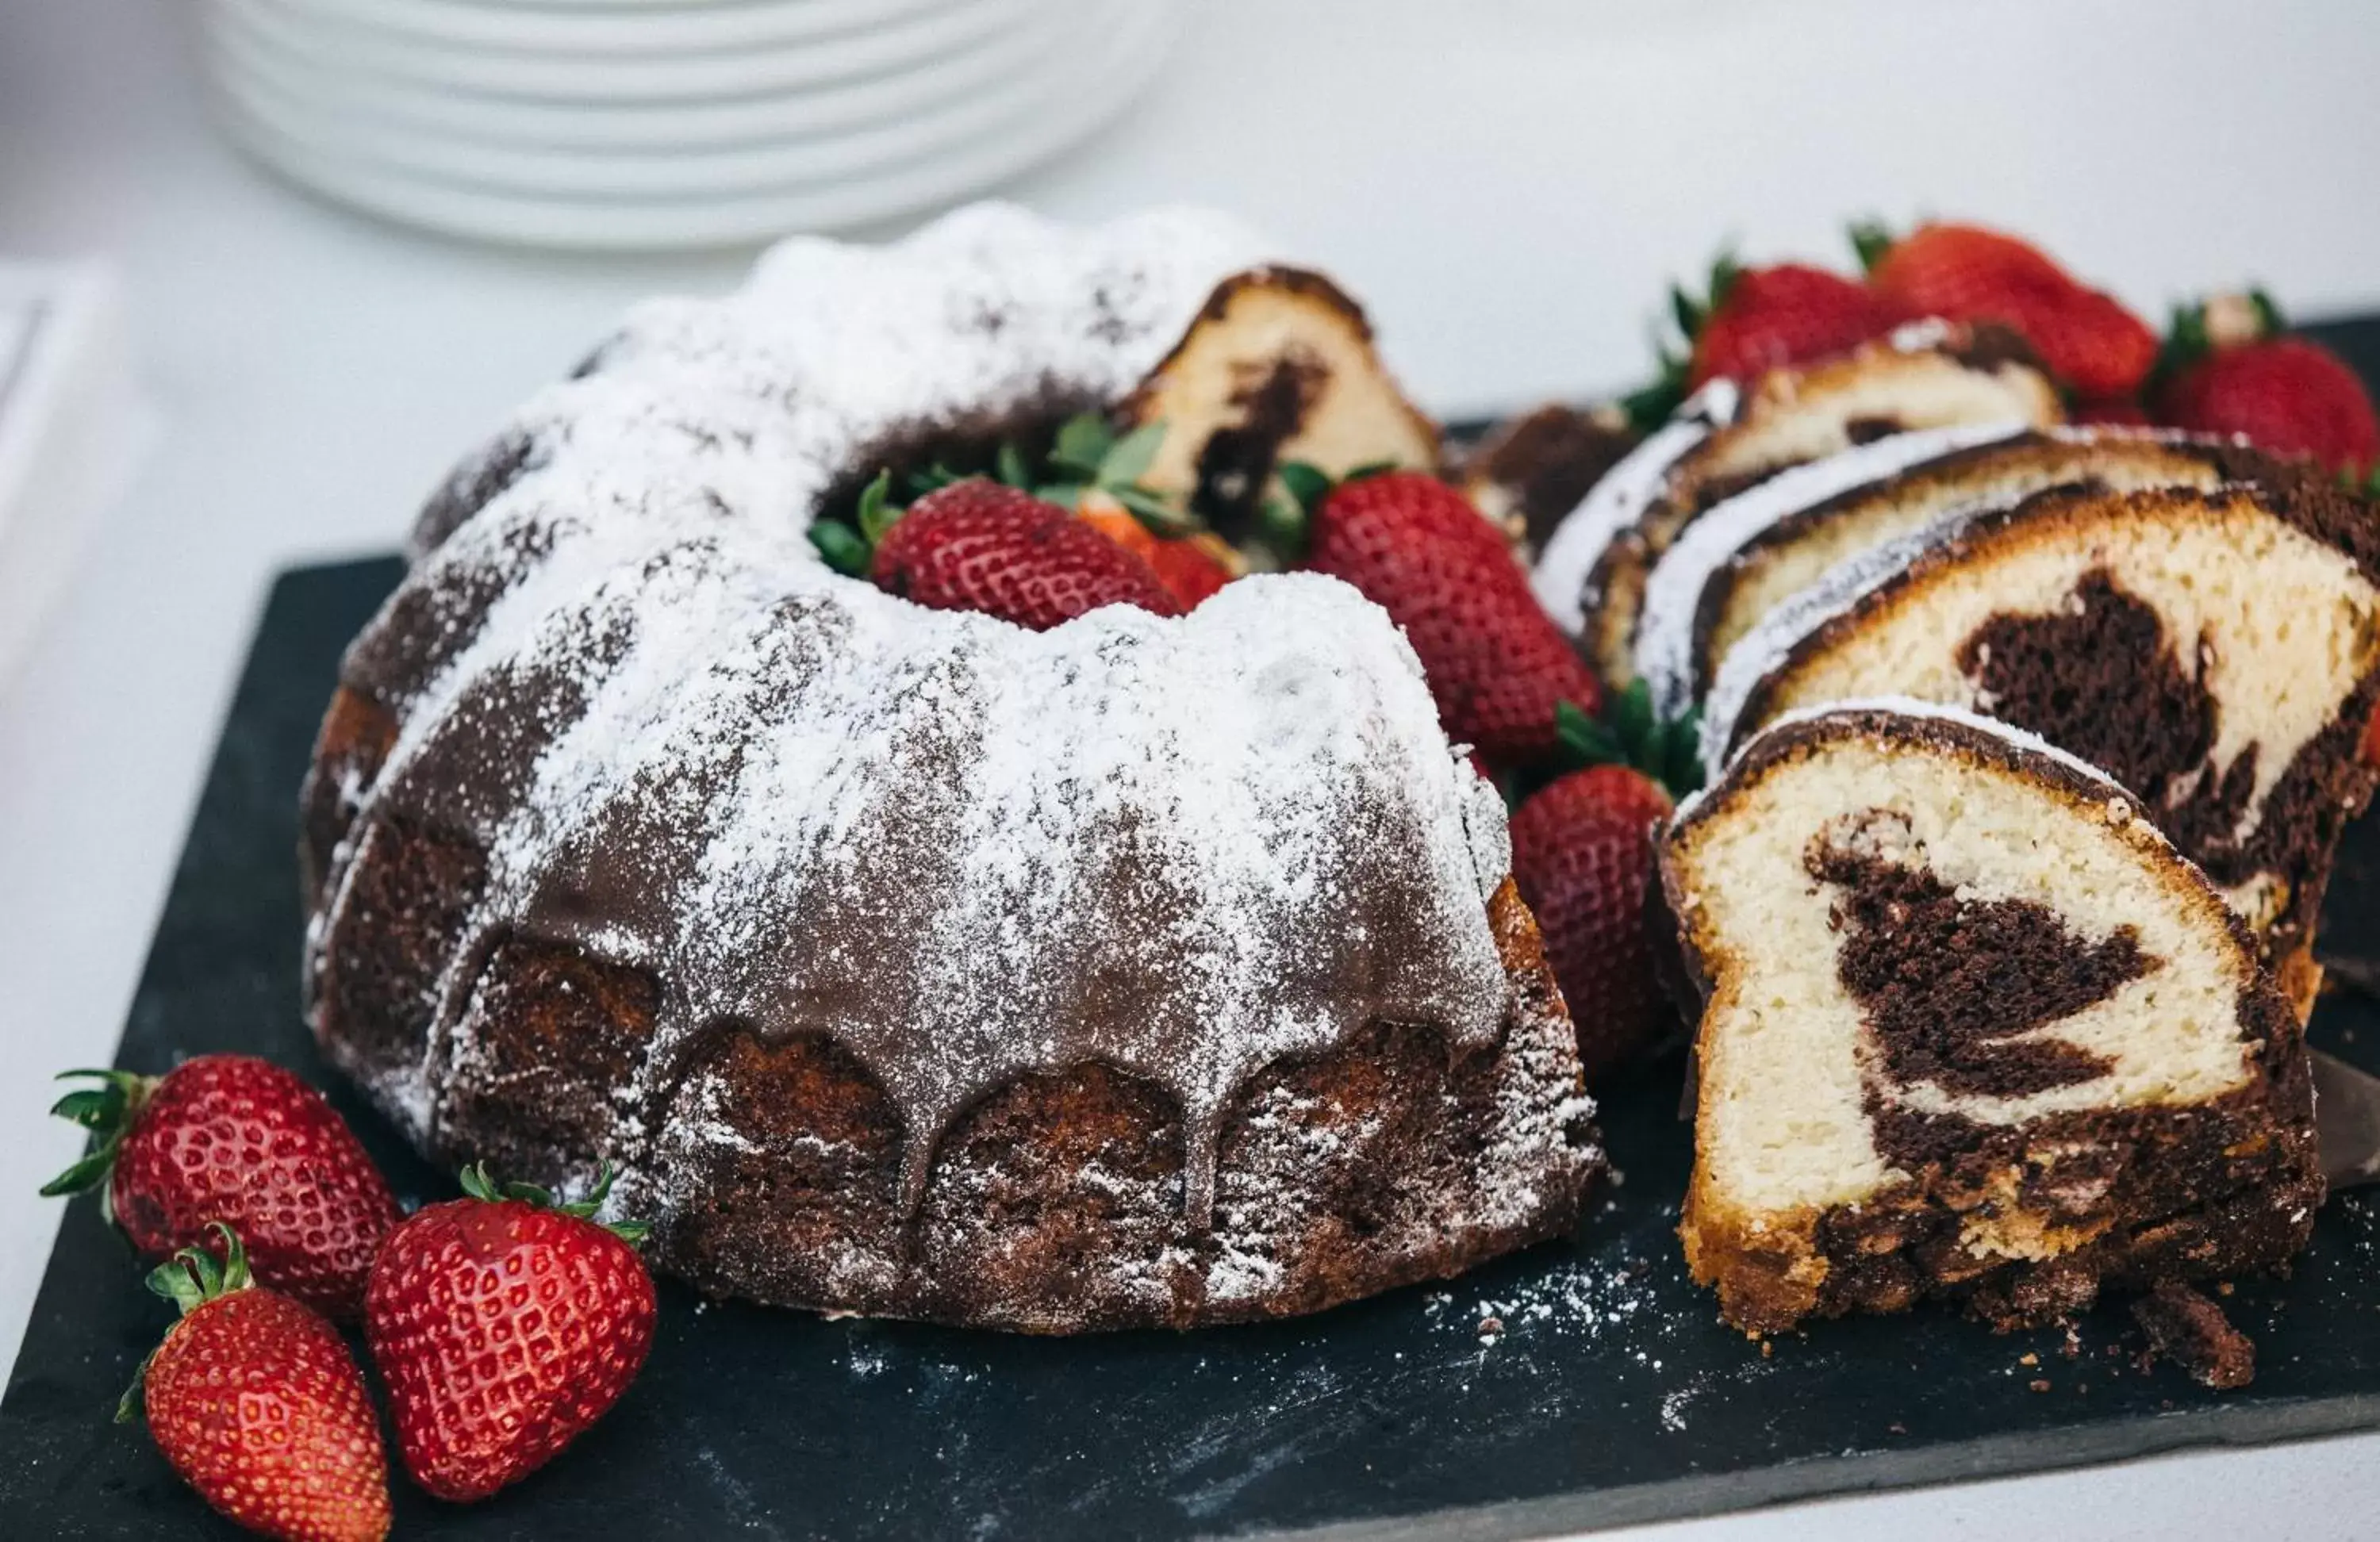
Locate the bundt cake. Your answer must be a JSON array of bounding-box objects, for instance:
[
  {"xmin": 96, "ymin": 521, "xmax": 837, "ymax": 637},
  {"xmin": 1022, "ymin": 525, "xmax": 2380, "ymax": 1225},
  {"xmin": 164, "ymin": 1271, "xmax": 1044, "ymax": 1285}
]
[
  {"xmin": 1699, "ymin": 478, "xmax": 2380, "ymax": 1008},
  {"xmin": 1530, "ymin": 321, "xmax": 2063, "ymax": 690},
  {"xmin": 298, "ymin": 206, "xmax": 1601, "ymax": 1333},
  {"xmin": 1666, "ymin": 700, "xmax": 2320, "ymax": 1338}
]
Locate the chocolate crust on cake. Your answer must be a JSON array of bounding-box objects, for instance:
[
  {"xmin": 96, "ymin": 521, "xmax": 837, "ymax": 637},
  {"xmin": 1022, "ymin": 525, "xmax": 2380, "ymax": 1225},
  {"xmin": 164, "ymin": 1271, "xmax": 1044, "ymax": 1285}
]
[
  {"xmin": 1665, "ymin": 702, "xmax": 2320, "ymax": 1340},
  {"xmin": 1455, "ymin": 402, "xmax": 1641, "ymax": 557},
  {"xmin": 301, "ymin": 208, "xmax": 1600, "ymax": 1333},
  {"xmin": 1648, "ymin": 429, "xmax": 2330, "ymax": 714},
  {"xmin": 1702, "ymin": 480, "xmax": 2380, "ymax": 1003},
  {"xmin": 1530, "ymin": 323, "xmax": 2061, "ymax": 690}
]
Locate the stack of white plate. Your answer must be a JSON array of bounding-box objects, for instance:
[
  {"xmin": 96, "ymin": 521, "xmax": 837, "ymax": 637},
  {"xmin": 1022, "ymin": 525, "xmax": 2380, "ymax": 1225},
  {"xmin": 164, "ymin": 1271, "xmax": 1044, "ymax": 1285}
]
[{"xmin": 200, "ymin": 0, "xmax": 1181, "ymax": 250}]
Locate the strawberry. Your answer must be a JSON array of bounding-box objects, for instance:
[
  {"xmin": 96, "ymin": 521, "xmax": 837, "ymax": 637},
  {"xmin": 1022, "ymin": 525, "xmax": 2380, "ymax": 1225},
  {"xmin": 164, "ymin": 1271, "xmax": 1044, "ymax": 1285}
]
[
  {"xmin": 1080, "ymin": 497, "xmax": 1239, "ymax": 608},
  {"xmin": 1277, "ymin": 465, "xmax": 1600, "ymax": 765},
  {"xmin": 812, "ymin": 474, "xmax": 1180, "ymax": 631},
  {"xmin": 1509, "ymin": 683, "xmax": 1701, "ymax": 1076},
  {"xmin": 1854, "ymin": 220, "xmax": 2159, "ymax": 398},
  {"xmin": 367, "ymin": 1164, "xmax": 656, "ymax": 1503},
  {"xmin": 2154, "ymin": 292, "xmax": 2380, "ymax": 476},
  {"xmin": 1683, "ymin": 261, "xmax": 1898, "ymax": 390},
  {"xmin": 1626, "ymin": 256, "xmax": 1896, "ymax": 427},
  {"xmin": 131, "ymin": 1226, "xmax": 391, "ymax": 1542},
  {"xmin": 44, "ymin": 1056, "xmax": 398, "ymax": 1320}
]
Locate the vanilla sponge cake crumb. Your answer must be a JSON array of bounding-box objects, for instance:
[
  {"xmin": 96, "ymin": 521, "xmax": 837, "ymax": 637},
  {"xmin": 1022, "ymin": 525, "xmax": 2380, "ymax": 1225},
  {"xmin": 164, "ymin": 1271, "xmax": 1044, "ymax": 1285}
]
[{"xmin": 1665, "ymin": 701, "xmax": 2319, "ymax": 1338}]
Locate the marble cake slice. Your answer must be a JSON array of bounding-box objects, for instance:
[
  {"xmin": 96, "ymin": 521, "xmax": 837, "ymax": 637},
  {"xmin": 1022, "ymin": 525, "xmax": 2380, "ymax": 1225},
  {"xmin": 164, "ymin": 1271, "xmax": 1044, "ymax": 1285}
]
[
  {"xmin": 1700, "ymin": 479, "xmax": 2380, "ymax": 1013},
  {"xmin": 1664, "ymin": 700, "xmax": 2320, "ymax": 1340},
  {"xmin": 1529, "ymin": 320, "xmax": 2061, "ymax": 692}
]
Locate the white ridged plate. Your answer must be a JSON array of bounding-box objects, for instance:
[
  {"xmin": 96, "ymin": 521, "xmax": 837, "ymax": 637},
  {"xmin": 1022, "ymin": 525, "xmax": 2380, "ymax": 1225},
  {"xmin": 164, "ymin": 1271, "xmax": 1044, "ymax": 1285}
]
[
  {"xmin": 212, "ymin": 0, "xmax": 1176, "ymax": 249},
  {"xmin": 205, "ymin": 3, "xmax": 1049, "ymax": 151},
  {"xmin": 267, "ymin": 0, "xmax": 965, "ymax": 55},
  {"xmin": 210, "ymin": 0, "xmax": 1038, "ymax": 101},
  {"xmin": 210, "ymin": 0, "xmax": 1084, "ymax": 198}
]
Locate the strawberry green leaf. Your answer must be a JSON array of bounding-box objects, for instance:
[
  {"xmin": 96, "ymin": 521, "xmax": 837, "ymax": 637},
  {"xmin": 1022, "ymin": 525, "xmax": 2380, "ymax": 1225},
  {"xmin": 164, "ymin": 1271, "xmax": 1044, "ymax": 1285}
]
[
  {"xmin": 1096, "ymin": 422, "xmax": 1167, "ymax": 488},
  {"xmin": 1621, "ymin": 371, "xmax": 1687, "ymax": 435},
  {"xmin": 996, "ymin": 441, "xmax": 1032, "ymax": 491},
  {"xmin": 1707, "ymin": 250, "xmax": 1742, "ymax": 311},
  {"xmin": 808, "ymin": 520, "xmax": 872, "ymax": 577},
  {"xmin": 1257, "ymin": 494, "xmax": 1311, "ymax": 564},
  {"xmin": 1848, "ymin": 218, "xmax": 1894, "ymax": 274},
  {"xmin": 1113, "ymin": 485, "xmax": 1199, "ymax": 536},
  {"xmin": 909, "ymin": 462, "xmax": 965, "ymax": 496},
  {"xmin": 48, "ymin": 1085, "xmax": 123, "ymax": 1130},
  {"xmin": 1669, "ymin": 283, "xmax": 1704, "ymax": 343},
  {"xmin": 1555, "ymin": 700, "xmax": 1624, "ymax": 765},
  {"xmin": 38, "ymin": 1147, "xmax": 117, "ymax": 1199},
  {"xmin": 1663, "ymin": 712, "xmax": 1706, "ymax": 796},
  {"xmin": 1036, "ymin": 481, "xmax": 1088, "ymax": 509},
  {"xmin": 2155, "ymin": 300, "xmax": 2213, "ymax": 387},
  {"xmin": 1611, "ymin": 678, "xmax": 1656, "ymax": 763},
  {"xmin": 1342, "ymin": 459, "xmax": 1399, "ymax": 484},
  {"xmin": 1049, "ymin": 412, "xmax": 1116, "ymax": 479},
  {"xmin": 1275, "ymin": 460, "xmax": 1333, "ymax": 520},
  {"xmin": 854, "ymin": 470, "xmax": 901, "ymax": 547},
  {"xmin": 2250, "ymin": 288, "xmax": 2287, "ymax": 336}
]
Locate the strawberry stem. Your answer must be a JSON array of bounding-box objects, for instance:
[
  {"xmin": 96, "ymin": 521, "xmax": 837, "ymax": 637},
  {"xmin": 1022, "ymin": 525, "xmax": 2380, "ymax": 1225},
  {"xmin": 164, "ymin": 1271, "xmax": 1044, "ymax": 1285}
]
[
  {"xmin": 39, "ymin": 1068, "xmax": 155, "ymax": 1200},
  {"xmin": 1555, "ymin": 681, "xmax": 1705, "ymax": 797},
  {"xmin": 1848, "ymin": 217, "xmax": 1894, "ymax": 274},
  {"xmin": 457, "ymin": 1161, "xmax": 651, "ymax": 1248}
]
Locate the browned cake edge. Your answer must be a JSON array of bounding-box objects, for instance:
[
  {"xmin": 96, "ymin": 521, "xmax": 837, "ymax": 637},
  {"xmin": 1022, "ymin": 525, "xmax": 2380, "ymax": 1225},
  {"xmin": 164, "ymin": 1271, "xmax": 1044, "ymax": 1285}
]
[{"xmin": 1664, "ymin": 706, "xmax": 2321, "ymax": 1338}]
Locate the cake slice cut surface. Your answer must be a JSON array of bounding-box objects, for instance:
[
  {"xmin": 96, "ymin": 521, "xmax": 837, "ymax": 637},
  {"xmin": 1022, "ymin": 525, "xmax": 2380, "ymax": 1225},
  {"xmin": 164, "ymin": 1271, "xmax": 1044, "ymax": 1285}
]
[
  {"xmin": 1664, "ymin": 700, "xmax": 2320, "ymax": 1339},
  {"xmin": 1701, "ymin": 480, "xmax": 2380, "ymax": 1004}
]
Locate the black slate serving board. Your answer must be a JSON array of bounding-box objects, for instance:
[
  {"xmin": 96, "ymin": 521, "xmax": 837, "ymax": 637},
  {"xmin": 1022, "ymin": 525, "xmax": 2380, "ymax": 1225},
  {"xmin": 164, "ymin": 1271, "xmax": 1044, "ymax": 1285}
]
[{"xmin": 10, "ymin": 320, "xmax": 2380, "ymax": 1540}]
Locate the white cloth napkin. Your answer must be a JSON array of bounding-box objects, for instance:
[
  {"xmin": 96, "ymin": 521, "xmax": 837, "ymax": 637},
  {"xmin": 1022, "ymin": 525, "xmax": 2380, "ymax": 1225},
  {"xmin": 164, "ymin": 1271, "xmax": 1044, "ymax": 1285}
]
[{"xmin": 0, "ymin": 263, "xmax": 154, "ymax": 689}]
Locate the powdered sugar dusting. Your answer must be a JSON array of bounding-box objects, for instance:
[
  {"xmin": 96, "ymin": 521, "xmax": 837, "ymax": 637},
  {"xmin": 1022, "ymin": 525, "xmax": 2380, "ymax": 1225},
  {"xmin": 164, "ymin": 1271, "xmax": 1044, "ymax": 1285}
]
[
  {"xmin": 306, "ymin": 205, "xmax": 1597, "ymax": 1326},
  {"xmin": 1699, "ymin": 504, "xmax": 1989, "ymax": 773},
  {"xmin": 1529, "ymin": 383, "xmax": 1736, "ymax": 635},
  {"xmin": 1633, "ymin": 423, "xmax": 2029, "ymax": 719}
]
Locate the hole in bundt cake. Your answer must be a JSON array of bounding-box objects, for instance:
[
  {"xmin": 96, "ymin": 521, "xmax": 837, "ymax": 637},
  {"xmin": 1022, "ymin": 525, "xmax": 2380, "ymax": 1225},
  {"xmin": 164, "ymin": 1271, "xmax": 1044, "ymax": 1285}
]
[{"xmin": 812, "ymin": 386, "xmax": 1107, "ymax": 531}]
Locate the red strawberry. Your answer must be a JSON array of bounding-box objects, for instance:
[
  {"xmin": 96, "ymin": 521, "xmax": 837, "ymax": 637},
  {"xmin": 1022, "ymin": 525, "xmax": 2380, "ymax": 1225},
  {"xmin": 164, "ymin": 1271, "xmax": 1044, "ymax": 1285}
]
[
  {"xmin": 1684, "ymin": 262, "xmax": 1898, "ymax": 389},
  {"xmin": 1080, "ymin": 498, "xmax": 1239, "ymax": 608},
  {"xmin": 133, "ymin": 1226, "xmax": 391, "ymax": 1542},
  {"xmin": 44, "ymin": 1056, "xmax": 398, "ymax": 1320},
  {"xmin": 1512, "ymin": 681, "xmax": 1702, "ymax": 1075},
  {"xmin": 865, "ymin": 478, "xmax": 1181, "ymax": 631},
  {"xmin": 366, "ymin": 1164, "xmax": 656, "ymax": 1503},
  {"xmin": 1857, "ymin": 221, "xmax": 2158, "ymax": 398},
  {"xmin": 1510, "ymin": 763, "xmax": 1676, "ymax": 1079},
  {"xmin": 2154, "ymin": 293, "xmax": 2380, "ymax": 476},
  {"xmin": 1288, "ymin": 467, "xmax": 1599, "ymax": 765}
]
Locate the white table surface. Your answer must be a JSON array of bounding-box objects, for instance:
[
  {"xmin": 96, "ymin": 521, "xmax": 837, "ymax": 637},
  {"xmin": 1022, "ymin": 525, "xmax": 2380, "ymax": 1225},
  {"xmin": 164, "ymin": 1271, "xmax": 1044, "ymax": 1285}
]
[{"xmin": 6, "ymin": 0, "xmax": 2380, "ymax": 1536}]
